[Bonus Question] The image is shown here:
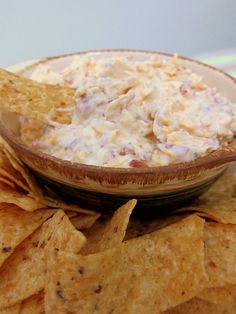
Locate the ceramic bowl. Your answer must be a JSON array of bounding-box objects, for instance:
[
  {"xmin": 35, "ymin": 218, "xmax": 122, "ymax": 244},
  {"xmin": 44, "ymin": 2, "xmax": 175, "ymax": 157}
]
[{"xmin": 1, "ymin": 50, "xmax": 236, "ymax": 215}]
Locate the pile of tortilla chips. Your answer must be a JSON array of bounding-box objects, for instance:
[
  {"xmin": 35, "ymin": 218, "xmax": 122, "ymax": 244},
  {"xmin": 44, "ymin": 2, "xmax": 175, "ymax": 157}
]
[{"xmin": 1, "ymin": 137, "xmax": 236, "ymax": 313}]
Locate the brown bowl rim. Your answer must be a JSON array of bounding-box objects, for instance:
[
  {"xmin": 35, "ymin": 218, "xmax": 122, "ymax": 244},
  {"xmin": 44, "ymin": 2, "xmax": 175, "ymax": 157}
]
[{"xmin": 1, "ymin": 49, "xmax": 236, "ymax": 184}]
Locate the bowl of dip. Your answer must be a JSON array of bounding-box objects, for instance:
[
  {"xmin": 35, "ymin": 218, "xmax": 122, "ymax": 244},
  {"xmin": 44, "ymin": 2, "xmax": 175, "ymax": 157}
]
[{"xmin": 1, "ymin": 49, "xmax": 236, "ymax": 215}]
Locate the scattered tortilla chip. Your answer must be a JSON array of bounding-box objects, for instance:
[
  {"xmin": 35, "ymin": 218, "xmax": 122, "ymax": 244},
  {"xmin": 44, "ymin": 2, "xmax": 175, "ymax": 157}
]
[
  {"xmin": 0, "ymin": 203, "xmax": 54, "ymax": 267},
  {"xmin": 0, "ymin": 179, "xmax": 96, "ymax": 214},
  {"xmin": 45, "ymin": 215, "xmax": 206, "ymax": 313},
  {"xmin": 0, "ymin": 182, "xmax": 45, "ymax": 211},
  {"xmin": 70, "ymin": 213, "xmax": 100, "ymax": 230},
  {"xmin": 43, "ymin": 211, "xmax": 86, "ymax": 254},
  {"xmin": 0, "ymin": 150, "xmax": 29, "ymax": 192},
  {"xmin": 0, "ymin": 136, "xmax": 38, "ymax": 193},
  {"xmin": 0, "ymin": 184, "xmax": 43, "ymax": 211},
  {"xmin": 81, "ymin": 199, "xmax": 136, "ymax": 254},
  {"xmin": 163, "ymin": 297, "xmax": 233, "ymax": 314},
  {"xmin": 0, "ymin": 210, "xmax": 86, "ymax": 308},
  {"xmin": 0, "ymin": 67, "xmax": 76, "ymax": 124},
  {"xmin": 0, "ymin": 137, "xmax": 98, "ymax": 215},
  {"xmin": 0, "ymin": 304, "xmax": 21, "ymax": 314},
  {"xmin": 197, "ymin": 285, "xmax": 236, "ymax": 307},
  {"xmin": 20, "ymin": 291, "xmax": 44, "ymax": 314},
  {"xmin": 175, "ymin": 198, "xmax": 236, "ymax": 224},
  {"xmin": 3, "ymin": 148, "xmax": 43, "ymax": 197},
  {"xmin": 40, "ymin": 196, "xmax": 97, "ymax": 215},
  {"xmin": 204, "ymin": 222, "xmax": 236, "ymax": 287}
]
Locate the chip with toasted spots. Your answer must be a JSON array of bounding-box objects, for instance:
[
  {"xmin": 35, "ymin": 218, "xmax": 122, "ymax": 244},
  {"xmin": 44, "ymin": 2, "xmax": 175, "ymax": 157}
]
[
  {"xmin": 0, "ymin": 67, "xmax": 76, "ymax": 124},
  {"xmin": 1, "ymin": 112, "xmax": 236, "ymax": 313},
  {"xmin": 45, "ymin": 215, "xmax": 206, "ymax": 313},
  {"xmin": 204, "ymin": 222, "xmax": 236, "ymax": 287},
  {"xmin": 0, "ymin": 210, "xmax": 86, "ymax": 308},
  {"xmin": 0, "ymin": 203, "xmax": 54, "ymax": 267}
]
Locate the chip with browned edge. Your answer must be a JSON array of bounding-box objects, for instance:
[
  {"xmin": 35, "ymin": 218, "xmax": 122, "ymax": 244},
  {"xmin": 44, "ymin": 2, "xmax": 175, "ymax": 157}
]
[
  {"xmin": 0, "ymin": 210, "xmax": 86, "ymax": 309},
  {"xmin": 45, "ymin": 215, "xmax": 206, "ymax": 313},
  {"xmin": 0, "ymin": 203, "xmax": 54, "ymax": 267}
]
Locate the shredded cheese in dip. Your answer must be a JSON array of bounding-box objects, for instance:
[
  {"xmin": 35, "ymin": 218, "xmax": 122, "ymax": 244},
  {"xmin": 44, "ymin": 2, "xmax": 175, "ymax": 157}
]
[{"xmin": 27, "ymin": 53, "xmax": 236, "ymax": 167}]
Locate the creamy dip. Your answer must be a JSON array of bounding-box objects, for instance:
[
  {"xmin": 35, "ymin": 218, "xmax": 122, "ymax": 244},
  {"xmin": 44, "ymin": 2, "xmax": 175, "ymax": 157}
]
[{"xmin": 25, "ymin": 53, "xmax": 236, "ymax": 167}]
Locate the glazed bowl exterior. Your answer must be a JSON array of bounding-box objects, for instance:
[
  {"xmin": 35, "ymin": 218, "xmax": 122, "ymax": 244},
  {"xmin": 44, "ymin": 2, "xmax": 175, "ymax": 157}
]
[{"xmin": 1, "ymin": 50, "xmax": 236, "ymax": 214}]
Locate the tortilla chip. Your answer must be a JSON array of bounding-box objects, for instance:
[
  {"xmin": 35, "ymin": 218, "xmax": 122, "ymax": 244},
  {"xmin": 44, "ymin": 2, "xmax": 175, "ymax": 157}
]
[
  {"xmin": 45, "ymin": 215, "xmax": 206, "ymax": 313},
  {"xmin": 70, "ymin": 213, "xmax": 100, "ymax": 230},
  {"xmin": 20, "ymin": 291, "xmax": 44, "ymax": 314},
  {"xmin": 204, "ymin": 222, "xmax": 236, "ymax": 287},
  {"xmin": 81, "ymin": 199, "xmax": 136, "ymax": 254},
  {"xmin": 0, "ymin": 210, "xmax": 86, "ymax": 308},
  {"xmin": 0, "ymin": 67, "xmax": 76, "ymax": 124},
  {"xmin": 0, "ymin": 137, "xmax": 98, "ymax": 215},
  {"xmin": 0, "ymin": 150, "xmax": 30, "ymax": 192},
  {"xmin": 0, "ymin": 182, "xmax": 45, "ymax": 211},
  {"xmin": 0, "ymin": 203, "xmax": 54, "ymax": 267},
  {"xmin": 43, "ymin": 211, "xmax": 86, "ymax": 254},
  {"xmin": 3, "ymin": 148, "xmax": 43, "ymax": 197},
  {"xmin": 175, "ymin": 198, "xmax": 236, "ymax": 224},
  {"xmin": 163, "ymin": 297, "xmax": 233, "ymax": 314},
  {"xmin": 0, "ymin": 304, "xmax": 21, "ymax": 314},
  {"xmin": 197, "ymin": 285, "xmax": 236, "ymax": 307},
  {"xmin": 40, "ymin": 196, "xmax": 97, "ymax": 215}
]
